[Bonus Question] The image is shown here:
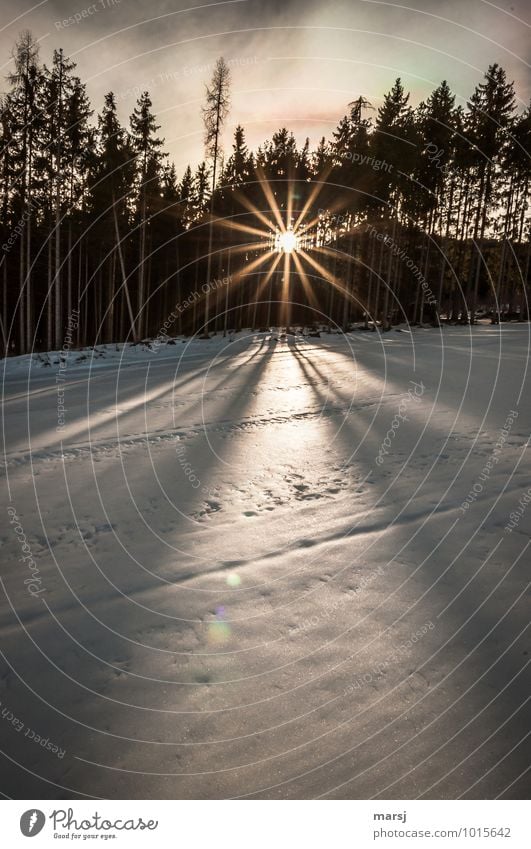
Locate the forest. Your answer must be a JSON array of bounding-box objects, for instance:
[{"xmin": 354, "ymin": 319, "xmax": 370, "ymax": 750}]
[{"xmin": 1, "ymin": 32, "xmax": 529, "ymax": 355}]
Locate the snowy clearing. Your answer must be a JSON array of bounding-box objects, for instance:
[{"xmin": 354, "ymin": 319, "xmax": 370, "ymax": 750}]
[{"xmin": 1, "ymin": 325, "xmax": 530, "ymax": 799}]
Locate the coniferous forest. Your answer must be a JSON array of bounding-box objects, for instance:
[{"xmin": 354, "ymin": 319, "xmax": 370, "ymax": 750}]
[
  {"xmin": 1, "ymin": 32, "xmax": 530, "ymax": 356},
  {"xmin": 3, "ymin": 2, "xmax": 531, "ymax": 809}
]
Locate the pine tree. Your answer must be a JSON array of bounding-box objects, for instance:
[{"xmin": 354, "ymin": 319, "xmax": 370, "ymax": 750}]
[
  {"xmin": 202, "ymin": 58, "xmax": 231, "ymax": 330},
  {"xmin": 40, "ymin": 48, "xmax": 78, "ymax": 348},
  {"xmin": 414, "ymin": 81, "xmax": 457, "ymax": 320},
  {"xmin": 369, "ymin": 79, "xmax": 419, "ymax": 328},
  {"xmin": 63, "ymin": 74, "xmax": 92, "ymax": 337},
  {"xmin": 466, "ymin": 64, "xmax": 516, "ymax": 319},
  {"xmin": 193, "ymin": 161, "xmax": 211, "ymax": 218},
  {"xmin": 223, "ymin": 125, "xmax": 251, "ymax": 188},
  {"xmin": 179, "ymin": 165, "xmax": 195, "ymax": 228},
  {"xmin": 0, "ymin": 33, "xmax": 529, "ymax": 350},
  {"xmin": 91, "ymin": 92, "xmax": 137, "ymax": 341},
  {"xmin": 370, "ymin": 78, "xmax": 418, "ymax": 215},
  {"xmin": 129, "ymin": 91, "xmax": 166, "ymax": 338},
  {"xmin": 6, "ymin": 31, "xmax": 43, "ymax": 352}
]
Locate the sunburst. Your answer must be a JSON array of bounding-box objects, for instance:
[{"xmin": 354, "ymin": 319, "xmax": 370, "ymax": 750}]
[
  {"xmin": 208, "ymin": 168, "xmax": 356, "ymax": 328},
  {"xmin": 276, "ymin": 229, "xmax": 298, "ymax": 254}
]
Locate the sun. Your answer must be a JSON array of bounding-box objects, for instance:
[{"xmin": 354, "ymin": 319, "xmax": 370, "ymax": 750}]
[
  {"xmin": 214, "ymin": 166, "xmax": 342, "ymax": 331},
  {"xmin": 276, "ymin": 229, "xmax": 298, "ymax": 253}
]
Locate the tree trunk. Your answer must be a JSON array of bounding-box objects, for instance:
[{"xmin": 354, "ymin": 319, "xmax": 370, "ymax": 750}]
[{"xmin": 113, "ymin": 193, "xmax": 137, "ymax": 342}]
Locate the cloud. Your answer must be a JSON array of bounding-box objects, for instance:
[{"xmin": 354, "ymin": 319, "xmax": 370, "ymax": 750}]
[{"xmin": 1, "ymin": 0, "xmax": 528, "ymax": 173}]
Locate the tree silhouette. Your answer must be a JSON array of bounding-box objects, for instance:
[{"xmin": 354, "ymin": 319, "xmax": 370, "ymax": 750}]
[{"xmin": 0, "ymin": 37, "xmax": 529, "ymax": 353}]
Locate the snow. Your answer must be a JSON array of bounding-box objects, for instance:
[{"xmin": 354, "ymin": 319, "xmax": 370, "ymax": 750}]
[{"xmin": 1, "ymin": 325, "xmax": 530, "ymax": 799}]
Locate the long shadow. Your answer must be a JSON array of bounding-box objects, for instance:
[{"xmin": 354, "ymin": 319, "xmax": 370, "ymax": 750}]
[
  {"xmin": 34, "ymin": 338, "xmax": 281, "ymax": 617},
  {"xmin": 2, "ymin": 336, "xmax": 528, "ymax": 799},
  {"xmin": 1, "ymin": 338, "xmax": 280, "ymax": 798},
  {"xmin": 289, "ymin": 339, "xmax": 530, "ymax": 800},
  {"xmin": 3, "ymin": 347, "xmax": 247, "ymax": 461}
]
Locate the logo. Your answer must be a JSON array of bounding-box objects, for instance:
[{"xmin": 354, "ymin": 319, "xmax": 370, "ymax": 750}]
[{"xmin": 20, "ymin": 810, "xmax": 45, "ymax": 837}]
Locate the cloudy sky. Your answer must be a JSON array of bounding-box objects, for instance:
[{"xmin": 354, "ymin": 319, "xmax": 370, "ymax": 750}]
[{"xmin": 1, "ymin": 0, "xmax": 529, "ymax": 175}]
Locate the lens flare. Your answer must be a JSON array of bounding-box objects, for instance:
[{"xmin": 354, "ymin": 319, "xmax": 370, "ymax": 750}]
[
  {"xmin": 276, "ymin": 229, "xmax": 298, "ymax": 253},
  {"xmin": 226, "ymin": 573, "xmax": 241, "ymax": 587},
  {"xmin": 207, "ymin": 605, "xmax": 232, "ymax": 646},
  {"xmin": 213, "ymin": 168, "xmax": 346, "ymax": 320}
]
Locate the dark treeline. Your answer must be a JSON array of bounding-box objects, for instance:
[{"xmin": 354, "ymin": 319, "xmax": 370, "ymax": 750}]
[{"xmin": 1, "ymin": 33, "xmax": 530, "ymax": 354}]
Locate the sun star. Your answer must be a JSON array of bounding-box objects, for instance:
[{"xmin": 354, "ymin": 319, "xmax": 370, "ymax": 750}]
[
  {"xmin": 277, "ymin": 229, "xmax": 298, "ymax": 253},
  {"xmin": 215, "ymin": 169, "xmax": 346, "ymax": 329}
]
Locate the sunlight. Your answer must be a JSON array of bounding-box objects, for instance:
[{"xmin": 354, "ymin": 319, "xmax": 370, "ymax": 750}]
[
  {"xmin": 276, "ymin": 229, "xmax": 298, "ymax": 254},
  {"xmin": 210, "ymin": 166, "xmax": 342, "ymax": 324}
]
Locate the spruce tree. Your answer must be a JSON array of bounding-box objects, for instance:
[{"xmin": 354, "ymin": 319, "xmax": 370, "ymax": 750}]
[{"xmin": 129, "ymin": 91, "xmax": 166, "ymax": 338}]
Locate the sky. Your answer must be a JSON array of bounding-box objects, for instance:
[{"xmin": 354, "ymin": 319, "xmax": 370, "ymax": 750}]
[{"xmin": 0, "ymin": 0, "xmax": 529, "ymax": 176}]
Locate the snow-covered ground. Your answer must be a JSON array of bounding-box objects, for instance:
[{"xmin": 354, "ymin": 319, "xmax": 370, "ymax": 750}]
[{"xmin": 1, "ymin": 326, "xmax": 530, "ymax": 799}]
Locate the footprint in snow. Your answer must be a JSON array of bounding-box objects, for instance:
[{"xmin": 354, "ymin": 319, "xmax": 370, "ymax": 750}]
[{"xmin": 191, "ymin": 500, "xmax": 222, "ymax": 519}]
